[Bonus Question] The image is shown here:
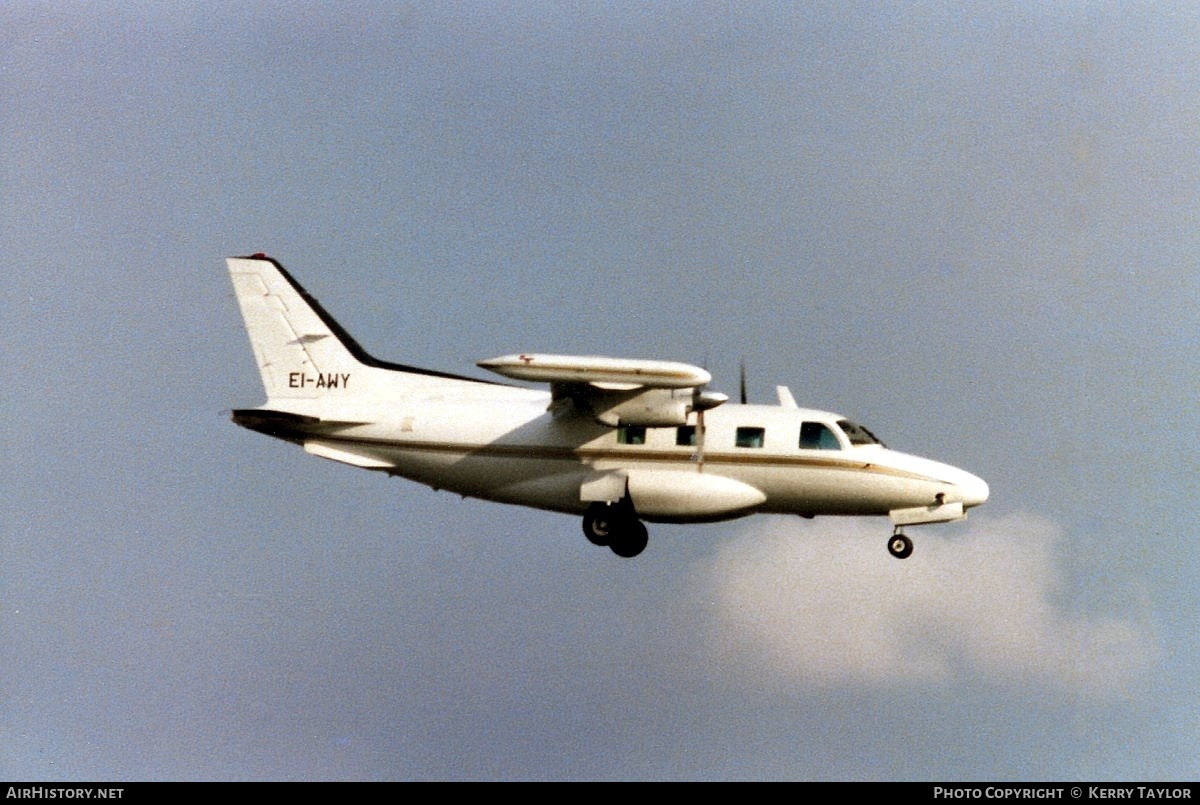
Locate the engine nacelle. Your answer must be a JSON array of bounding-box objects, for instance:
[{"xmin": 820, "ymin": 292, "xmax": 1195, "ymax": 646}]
[
  {"xmin": 593, "ymin": 387, "xmax": 689, "ymax": 427},
  {"xmin": 590, "ymin": 387, "xmax": 724, "ymax": 427}
]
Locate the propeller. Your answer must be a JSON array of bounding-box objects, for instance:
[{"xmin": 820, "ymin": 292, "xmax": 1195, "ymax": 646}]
[
  {"xmin": 739, "ymin": 359, "xmax": 748, "ymax": 405},
  {"xmin": 690, "ymin": 359, "xmax": 728, "ymax": 472}
]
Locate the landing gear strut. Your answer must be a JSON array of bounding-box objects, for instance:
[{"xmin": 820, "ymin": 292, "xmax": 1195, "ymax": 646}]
[
  {"xmin": 888, "ymin": 530, "xmax": 913, "ymax": 559},
  {"xmin": 582, "ymin": 502, "xmax": 648, "ymax": 558}
]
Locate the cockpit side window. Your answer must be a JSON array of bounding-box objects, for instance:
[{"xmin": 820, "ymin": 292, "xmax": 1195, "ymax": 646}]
[
  {"xmin": 799, "ymin": 421, "xmax": 840, "ymax": 450},
  {"xmin": 837, "ymin": 419, "xmax": 883, "ymax": 447}
]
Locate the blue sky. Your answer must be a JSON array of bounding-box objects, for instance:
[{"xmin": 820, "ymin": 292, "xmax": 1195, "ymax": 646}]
[{"xmin": 3, "ymin": 2, "xmax": 1197, "ymax": 780}]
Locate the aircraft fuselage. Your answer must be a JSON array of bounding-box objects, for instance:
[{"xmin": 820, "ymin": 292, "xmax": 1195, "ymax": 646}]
[{"xmin": 236, "ymin": 384, "xmax": 986, "ymax": 523}]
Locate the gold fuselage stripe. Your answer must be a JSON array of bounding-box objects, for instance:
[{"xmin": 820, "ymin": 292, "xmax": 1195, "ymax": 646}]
[{"xmin": 299, "ymin": 434, "xmax": 948, "ymax": 484}]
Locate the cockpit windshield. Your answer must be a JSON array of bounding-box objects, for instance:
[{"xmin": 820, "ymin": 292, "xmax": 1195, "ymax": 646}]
[{"xmin": 837, "ymin": 419, "xmax": 884, "ymax": 447}]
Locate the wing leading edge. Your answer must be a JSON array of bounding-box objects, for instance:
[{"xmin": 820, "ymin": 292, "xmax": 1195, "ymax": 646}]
[{"xmin": 477, "ymin": 353, "xmax": 711, "ymax": 389}]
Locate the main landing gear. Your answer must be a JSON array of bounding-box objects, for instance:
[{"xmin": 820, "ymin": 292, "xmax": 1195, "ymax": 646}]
[
  {"xmin": 888, "ymin": 529, "xmax": 914, "ymax": 559},
  {"xmin": 582, "ymin": 501, "xmax": 649, "ymax": 558}
]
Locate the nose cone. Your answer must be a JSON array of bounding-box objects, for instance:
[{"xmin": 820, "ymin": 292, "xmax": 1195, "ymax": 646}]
[{"xmin": 958, "ymin": 471, "xmax": 989, "ymax": 509}]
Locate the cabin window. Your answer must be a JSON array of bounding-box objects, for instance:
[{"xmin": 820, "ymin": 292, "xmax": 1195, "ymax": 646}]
[
  {"xmin": 676, "ymin": 425, "xmax": 697, "ymax": 446},
  {"xmin": 617, "ymin": 425, "xmax": 646, "ymax": 445},
  {"xmin": 800, "ymin": 421, "xmax": 840, "ymax": 450},
  {"xmin": 735, "ymin": 426, "xmax": 765, "ymax": 448}
]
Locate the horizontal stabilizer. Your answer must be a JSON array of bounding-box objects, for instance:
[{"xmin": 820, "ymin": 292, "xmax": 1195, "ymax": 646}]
[
  {"xmin": 304, "ymin": 439, "xmax": 395, "ymax": 469},
  {"xmin": 231, "ymin": 409, "xmax": 366, "ymax": 441}
]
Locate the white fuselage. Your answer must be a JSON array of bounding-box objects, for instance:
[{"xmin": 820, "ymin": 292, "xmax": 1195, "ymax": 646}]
[{"xmin": 292, "ymin": 380, "xmax": 988, "ymax": 524}]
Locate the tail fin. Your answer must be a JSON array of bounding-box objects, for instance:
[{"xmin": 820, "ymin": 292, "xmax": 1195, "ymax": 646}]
[
  {"xmin": 226, "ymin": 254, "xmax": 372, "ymax": 401},
  {"xmin": 228, "ymin": 253, "xmax": 497, "ymax": 404}
]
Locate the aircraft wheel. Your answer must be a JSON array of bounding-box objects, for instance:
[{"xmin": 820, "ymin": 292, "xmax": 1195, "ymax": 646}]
[
  {"xmin": 582, "ymin": 503, "xmax": 614, "ymax": 547},
  {"xmin": 888, "ymin": 533, "xmax": 913, "ymax": 559},
  {"xmin": 610, "ymin": 520, "xmax": 649, "ymax": 559}
]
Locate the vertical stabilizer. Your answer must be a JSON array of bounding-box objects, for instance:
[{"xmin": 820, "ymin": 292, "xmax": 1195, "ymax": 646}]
[
  {"xmin": 227, "ymin": 253, "xmax": 500, "ymax": 408},
  {"xmin": 227, "ymin": 255, "xmax": 364, "ymax": 401}
]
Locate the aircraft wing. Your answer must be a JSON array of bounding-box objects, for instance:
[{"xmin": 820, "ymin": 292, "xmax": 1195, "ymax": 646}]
[
  {"xmin": 476, "ymin": 354, "xmax": 726, "ymax": 427},
  {"xmin": 476, "ymin": 353, "xmax": 711, "ymax": 389}
]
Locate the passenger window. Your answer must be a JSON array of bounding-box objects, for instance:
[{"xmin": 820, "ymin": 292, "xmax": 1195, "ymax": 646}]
[
  {"xmin": 617, "ymin": 425, "xmax": 646, "ymax": 445},
  {"xmin": 676, "ymin": 425, "xmax": 697, "ymax": 446},
  {"xmin": 800, "ymin": 421, "xmax": 840, "ymax": 450},
  {"xmin": 735, "ymin": 427, "xmax": 765, "ymax": 448}
]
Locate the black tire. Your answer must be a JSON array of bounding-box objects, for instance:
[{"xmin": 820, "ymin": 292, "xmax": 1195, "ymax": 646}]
[
  {"xmin": 582, "ymin": 503, "xmax": 613, "ymax": 547},
  {"xmin": 610, "ymin": 520, "xmax": 649, "ymax": 559},
  {"xmin": 888, "ymin": 533, "xmax": 913, "ymax": 559}
]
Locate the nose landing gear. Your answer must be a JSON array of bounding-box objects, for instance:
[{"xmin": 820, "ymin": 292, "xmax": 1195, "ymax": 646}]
[{"xmin": 888, "ymin": 530, "xmax": 913, "ymax": 559}]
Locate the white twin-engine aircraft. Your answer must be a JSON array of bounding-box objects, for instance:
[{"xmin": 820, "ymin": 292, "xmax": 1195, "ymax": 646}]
[{"xmin": 227, "ymin": 254, "xmax": 988, "ymax": 559}]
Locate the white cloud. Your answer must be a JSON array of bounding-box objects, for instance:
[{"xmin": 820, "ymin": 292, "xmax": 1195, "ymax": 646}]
[{"xmin": 682, "ymin": 512, "xmax": 1160, "ymax": 698}]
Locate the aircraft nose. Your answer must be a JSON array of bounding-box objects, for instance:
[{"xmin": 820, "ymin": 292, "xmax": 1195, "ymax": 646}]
[{"xmin": 958, "ymin": 471, "xmax": 989, "ymax": 509}]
